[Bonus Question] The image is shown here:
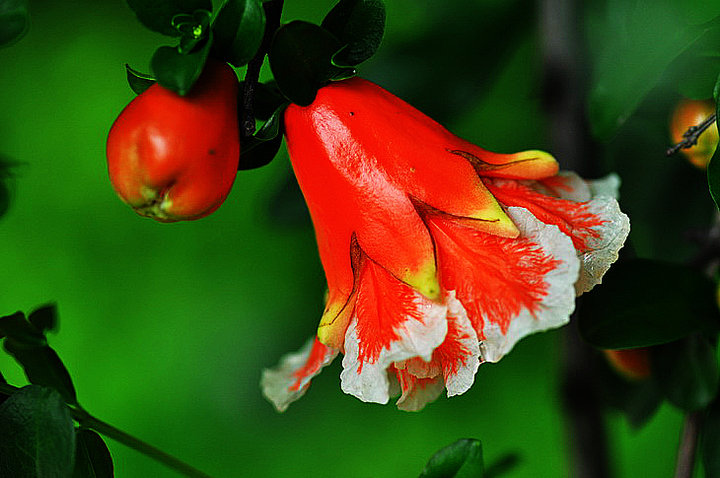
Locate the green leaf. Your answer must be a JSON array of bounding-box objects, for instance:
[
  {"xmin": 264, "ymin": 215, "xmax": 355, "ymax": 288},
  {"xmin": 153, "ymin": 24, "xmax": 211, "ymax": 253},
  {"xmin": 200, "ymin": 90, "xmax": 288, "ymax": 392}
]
[
  {"xmin": 419, "ymin": 439, "xmax": 484, "ymax": 478},
  {"xmin": 125, "ymin": 64, "xmax": 156, "ymax": 95},
  {"xmin": 269, "ymin": 21, "xmax": 354, "ymax": 106},
  {"xmin": 0, "ymin": 311, "xmax": 78, "ymax": 405},
  {"xmin": 28, "ymin": 303, "xmax": 58, "ymax": 334},
  {"xmin": 709, "ymin": 91, "xmax": 720, "ymax": 209},
  {"xmin": 238, "ymin": 133, "xmax": 282, "ymax": 170},
  {"xmin": 588, "ymin": 0, "xmax": 705, "ymax": 140},
  {"xmin": 703, "ymin": 397, "xmax": 720, "ymax": 477},
  {"xmin": 126, "ymin": 0, "xmax": 212, "ymax": 36},
  {"xmin": 73, "ymin": 429, "xmax": 114, "ymax": 478},
  {"xmin": 151, "ymin": 33, "xmax": 212, "ymax": 96},
  {"xmin": 254, "ymin": 103, "xmax": 286, "ymax": 141},
  {"xmin": 212, "ymin": 0, "xmax": 265, "ymax": 67},
  {"xmin": 0, "ymin": 0, "xmax": 29, "ymax": 48},
  {"xmin": 321, "ymin": 0, "xmax": 385, "ymax": 67},
  {"xmin": 578, "ymin": 259, "xmax": 720, "ymax": 349},
  {"xmin": 0, "ymin": 386, "xmax": 75, "ymax": 477},
  {"xmin": 652, "ymin": 335, "xmax": 719, "ymax": 411}
]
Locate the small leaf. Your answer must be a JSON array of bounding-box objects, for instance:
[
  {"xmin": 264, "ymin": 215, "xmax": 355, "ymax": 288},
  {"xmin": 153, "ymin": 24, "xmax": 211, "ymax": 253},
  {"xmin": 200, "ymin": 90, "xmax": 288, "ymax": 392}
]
[
  {"xmin": 73, "ymin": 428, "xmax": 114, "ymax": 478},
  {"xmin": 703, "ymin": 397, "xmax": 720, "ymax": 477},
  {"xmin": 652, "ymin": 335, "xmax": 719, "ymax": 411},
  {"xmin": 212, "ymin": 0, "xmax": 265, "ymax": 67},
  {"xmin": 28, "ymin": 303, "xmax": 58, "ymax": 334},
  {"xmin": 0, "ymin": 0, "xmax": 28, "ymax": 48},
  {"xmin": 269, "ymin": 21, "xmax": 353, "ymax": 106},
  {"xmin": 578, "ymin": 259, "xmax": 720, "ymax": 349},
  {"xmin": 0, "ymin": 385, "xmax": 75, "ymax": 477},
  {"xmin": 0, "ymin": 311, "xmax": 78, "ymax": 405},
  {"xmin": 251, "ymin": 81, "xmax": 287, "ymax": 120},
  {"xmin": 419, "ymin": 439, "xmax": 484, "ymax": 478},
  {"xmin": 254, "ymin": 103, "xmax": 286, "ymax": 141},
  {"xmin": 126, "ymin": 0, "xmax": 212, "ymax": 36},
  {"xmin": 125, "ymin": 64, "xmax": 156, "ymax": 95},
  {"xmin": 238, "ymin": 134, "xmax": 282, "ymax": 170},
  {"xmin": 321, "ymin": 0, "xmax": 385, "ymax": 67},
  {"xmin": 151, "ymin": 33, "xmax": 213, "ymax": 96}
]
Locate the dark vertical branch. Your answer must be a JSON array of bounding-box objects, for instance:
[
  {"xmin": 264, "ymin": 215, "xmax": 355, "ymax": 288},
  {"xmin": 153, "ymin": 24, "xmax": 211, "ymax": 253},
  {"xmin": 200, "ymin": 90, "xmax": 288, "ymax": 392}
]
[
  {"xmin": 674, "ymin": 411, "xmax": 703, "ymax": 478},
  {"xmin": 241, "ymin": 0, "xmax": 285, "ymax": 139},
  {"xmin": 539, "ymin": 0, "xmax": 612, "ymax": 477}
]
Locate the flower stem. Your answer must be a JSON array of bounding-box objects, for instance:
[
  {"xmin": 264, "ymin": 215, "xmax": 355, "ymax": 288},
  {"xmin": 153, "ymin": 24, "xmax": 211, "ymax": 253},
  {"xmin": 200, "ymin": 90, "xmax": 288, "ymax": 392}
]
[
  {"xmin": 240, "ymin": 0, "xmax": 285, "ymax": 138},
  {"xmin": 0, "ymin": 383, "xmax": 212, "ymax": 478},
  {"xmin": 674, "ymin": 411, "xmax": 703, "ymax": 478}
]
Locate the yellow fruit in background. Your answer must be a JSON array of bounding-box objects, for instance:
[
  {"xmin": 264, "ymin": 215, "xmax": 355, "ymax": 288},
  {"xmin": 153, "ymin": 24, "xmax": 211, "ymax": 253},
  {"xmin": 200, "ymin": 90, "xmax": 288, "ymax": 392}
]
[{"xmin": 670, "ymin": 98, "xmax": 719, "ymax": 170}]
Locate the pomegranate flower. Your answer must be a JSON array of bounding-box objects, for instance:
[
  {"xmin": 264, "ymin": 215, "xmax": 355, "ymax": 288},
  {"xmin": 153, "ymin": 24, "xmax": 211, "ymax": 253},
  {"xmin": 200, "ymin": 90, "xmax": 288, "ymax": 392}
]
[{"xmin": 262, "ymin": 78, "xmax": 629, "ymax": 411}]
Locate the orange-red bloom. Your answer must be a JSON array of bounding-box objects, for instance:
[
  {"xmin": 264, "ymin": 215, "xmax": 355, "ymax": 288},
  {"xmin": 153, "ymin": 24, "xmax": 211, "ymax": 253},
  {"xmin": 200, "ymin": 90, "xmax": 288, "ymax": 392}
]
[{"xmin": 262, "ymin": 78, "xmax": 629, "ymax": 411}]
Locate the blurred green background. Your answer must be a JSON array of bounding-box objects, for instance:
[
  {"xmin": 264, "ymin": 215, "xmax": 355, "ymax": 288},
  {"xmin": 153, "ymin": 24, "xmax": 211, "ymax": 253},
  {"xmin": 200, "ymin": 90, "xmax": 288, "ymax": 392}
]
[{"xmin": 1, "ymin": 0, "xmax": 711, "ymax": 476}]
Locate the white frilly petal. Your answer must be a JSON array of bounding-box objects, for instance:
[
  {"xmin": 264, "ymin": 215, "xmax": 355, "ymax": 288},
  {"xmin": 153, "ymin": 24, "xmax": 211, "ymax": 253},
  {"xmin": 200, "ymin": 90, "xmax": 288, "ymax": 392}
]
[{"xmin": 480, "ymin": 206, "xmax": 580, "ymax": 362}]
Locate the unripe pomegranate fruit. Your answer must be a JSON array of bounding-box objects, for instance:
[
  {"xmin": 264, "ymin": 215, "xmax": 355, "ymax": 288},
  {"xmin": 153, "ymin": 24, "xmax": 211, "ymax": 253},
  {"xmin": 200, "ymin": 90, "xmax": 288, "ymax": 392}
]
[
  {"xmin": 107, "ymin": 60, "xmax": 240, "ymax": 222},
  {"xmin": 603, "ymin": 348, "xmax": 651, "ymax": 381},
  {"xmin": 670, "ymin": 98, "xmax": 719, "ymax": 170}
]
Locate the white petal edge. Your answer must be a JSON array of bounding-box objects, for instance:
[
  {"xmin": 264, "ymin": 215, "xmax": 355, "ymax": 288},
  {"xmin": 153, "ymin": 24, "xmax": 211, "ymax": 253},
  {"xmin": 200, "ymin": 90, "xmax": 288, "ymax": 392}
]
[
  {"xmin": 340, "ymin": 293, "xmax": 448, "ymax": 404},
  {"xmin": 574, "ymin": 195, "xmax": 630, "ymax": 294},
  {"xmin": 396, "ymin": 376, "xmax": 446, "ymax": 412},
  {"xmin": 261, "ymin": 338, "xmax": 338, "ymax": 412},
  {"xmin": 480, "ymin": 206, "xmax": 580, "ymax": 363},
  {"xmin": 587, "ymin": 173, "xmax": 621, "ymax": 199},
  {"xmin": 443, "ymin": 292, "xmax": 481, "ymax": 397}
]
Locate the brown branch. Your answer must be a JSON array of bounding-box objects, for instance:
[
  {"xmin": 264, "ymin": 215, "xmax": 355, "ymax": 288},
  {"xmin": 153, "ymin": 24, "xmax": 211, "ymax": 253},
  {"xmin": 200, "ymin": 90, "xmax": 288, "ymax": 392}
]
[
  {"xmin": 674, "ymin": 411, "xmax": 703, "ymax": 478},
  {"xmin": 241, "ymin": 0, "xmax": 285, "ymax": 138},
  {"xmin": 666, "ymin": 113, "xmax": 717, "ymax": 156}
]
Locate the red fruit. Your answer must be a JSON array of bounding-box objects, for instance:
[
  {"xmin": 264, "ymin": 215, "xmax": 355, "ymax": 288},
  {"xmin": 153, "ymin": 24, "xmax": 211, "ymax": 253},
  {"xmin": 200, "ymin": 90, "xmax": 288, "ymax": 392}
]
[
  {"xmin": 107, "ymin": 60, "xmax": 240, "ymax": 222},
  {"xmin": 670, "ymin": 98, "xmax": 719, "ymax": 170},
  {"xmin": 603, "ymin": 348, "xmax": 651, "ymax": 381}
]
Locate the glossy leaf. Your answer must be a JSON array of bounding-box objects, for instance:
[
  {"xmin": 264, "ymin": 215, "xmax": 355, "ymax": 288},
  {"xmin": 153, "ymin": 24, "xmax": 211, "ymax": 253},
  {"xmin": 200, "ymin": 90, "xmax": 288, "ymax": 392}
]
[
  {"xmin": 73, "ymin": 429, "xmax": 114, "ymax": 478},
  {"xmin": 703, "ymin": 397, "xmax": 720, "ymax": 477},
  {"xmin": 321, "ymin": 0, "xmax": 385, "ymax": 67},
  {"xmin": 151, "ymin": 33, "xmax": 212, "ymax": 96},
  {"xmin": 254, "ymin": 104, "xmax": 285, "ymax": 141},
  {"xmin": 419, "ymin": 439, "xmax": 484, "ymax": 478},
  {"xmin": 28, "ymin": 303, "xmax": 58, "ymax": 334},
  {"xmin": 588, "ymin": 0, "xmax": 705, "ymax": 140},
  {"xmin": 651, "ymin": 336, "xmax": 719, "ymax": 411},
  {"xmin": 0, "ymin": 386, "xmax": 75, "ymax": 477},
  {"xmin": 0, "ymin": 311, "xmax": 78, "ymax": 405},
  {"xmin": 269, "ymin": 21, "xmax": 353, "ymax": 106},
  {"xmin": 125, "ymin": 64, "xmax": 155, "ymax": 95},
  {"xmin": 0, "ymin": 0, "xmax": 28, "ymax": 47},
  {"xmin": 238, "ymin": 134, "xmax": 282, "ymax": 170},
  {"xmin": 125, "ymin": 0, "xmax": 212, "ymax": 36},
  {"xmin": 578, "ymin": 259, "xmax": 720, "ymax": 349},
  {"xmin": 709, "ymin": 88, "xmax": 720, "ymax": 209},
  {"xmin": 212, "ymin": 0, "xmax": 265, "ymax": 67}
]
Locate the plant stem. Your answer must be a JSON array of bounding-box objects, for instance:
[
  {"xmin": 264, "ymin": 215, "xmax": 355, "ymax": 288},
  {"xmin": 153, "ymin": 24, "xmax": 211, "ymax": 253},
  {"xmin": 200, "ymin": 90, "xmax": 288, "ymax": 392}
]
[
  {"xmin": 0, "ymin": 383, "xmax": 211, "ymax": 478},
  {"xmin": 674, "ymin": 411, "xmax": 703, "ymax": 478},
  {"xmin": 241, "ymin": 0, "xmax": 285, "ymax": 138},
  {"xmin": 667, "ymin": 114, "xmax": 717, "ymax": 156}
]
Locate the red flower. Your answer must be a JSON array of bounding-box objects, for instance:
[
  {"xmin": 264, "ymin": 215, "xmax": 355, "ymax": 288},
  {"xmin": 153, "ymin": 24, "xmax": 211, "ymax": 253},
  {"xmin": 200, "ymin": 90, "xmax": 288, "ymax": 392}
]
[{"xmin": 262, "ymin": 78, "xmax": 629, "ymax": 411}]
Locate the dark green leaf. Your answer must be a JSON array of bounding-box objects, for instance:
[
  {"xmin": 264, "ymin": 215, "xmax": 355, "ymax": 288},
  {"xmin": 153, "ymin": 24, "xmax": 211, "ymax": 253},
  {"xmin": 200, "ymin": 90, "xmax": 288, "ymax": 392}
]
[
  {"xmin": 125, "ymin": 0, "xmax": 212, "ymax": 36},
  {"xmin": 254, "ymin": 104, "xmax": 286, "ymax": 141},
  {"xmin": 0, "ymin": 311, "xmax": 46, "ymax": 346},
  {"xmin": 238, "ymin": 133, "xmax": 282, "ymax": 170},
  {"xmin": 212, "ymin": 0, "xmax": 265, "ymax": 67},
  {"xmin": 0, "ymin": 386, "xmax": 75, "ymax": 477},
  {"xmin": 709, "ymin": 94, "xmax": 720, "ymax": 209},
  {"xmin": 678, "ymin": 57, "xmax": 720, "ymax": 100},
  {"xmin": 73, "ymin": 429, "xmax": 114, "ymax": 478},
  {"xmin": 588, "ymin": 0, "xmax": 705, "ymax": 140},
  {"xmin": 0, "ymin": 0, "xmax": 29, "ymax": 48},
  {"xmin": 28, "ymin": 303, "xmax": 58, "ymax": 334},
  {"xmin": 703, "ymin": 397, "xmax": 720, "ymax": 477},
  {"xmin": 419, "ymin": 439, "xmax": 484, "ymax": 478},
  {"xmin": 578, "ymin": 259, "xmax": 720, "ymax": 349},
  {"xmin": 151, "ymin": 33, "xmax": 212, "ymax": 96},
  {"xmin": 251, "ymin": 81, "xmax": 286, "ymax": 120},
  {"xmin": 269, "ymin": 21, "xmax": 353, "ymax": 106},
  {"xmin": 321, "ymin": 0, "xmax": 385, "ymax": 67},
  {"xmin": 651, "ymin": 335, "xmax": 719, "ymax": 411},
  {"xmin": 125, "ymin": 64, "xmax": 156, "ymax": 95}
]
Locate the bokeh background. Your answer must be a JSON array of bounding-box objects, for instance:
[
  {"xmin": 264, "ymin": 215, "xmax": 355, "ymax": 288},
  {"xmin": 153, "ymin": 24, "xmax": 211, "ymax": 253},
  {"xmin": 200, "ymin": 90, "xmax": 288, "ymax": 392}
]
[{"xmin": 1, "ymin": 0, "xmax": 716, "ymax": 476}]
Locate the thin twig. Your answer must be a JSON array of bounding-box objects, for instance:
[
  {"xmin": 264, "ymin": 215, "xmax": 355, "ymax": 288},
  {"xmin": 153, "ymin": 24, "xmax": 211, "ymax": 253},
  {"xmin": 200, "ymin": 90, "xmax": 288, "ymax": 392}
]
[
  {"xmin": 674, "ymin": 411, "xmax": 703, "ymax": 478},
  {"xmin": 241, "ymin": 0, "xmax": 285, "ymax": 138},
  {"xmin": 666, "ymin": 113, "xmax": 717, "ymax": 156}
]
